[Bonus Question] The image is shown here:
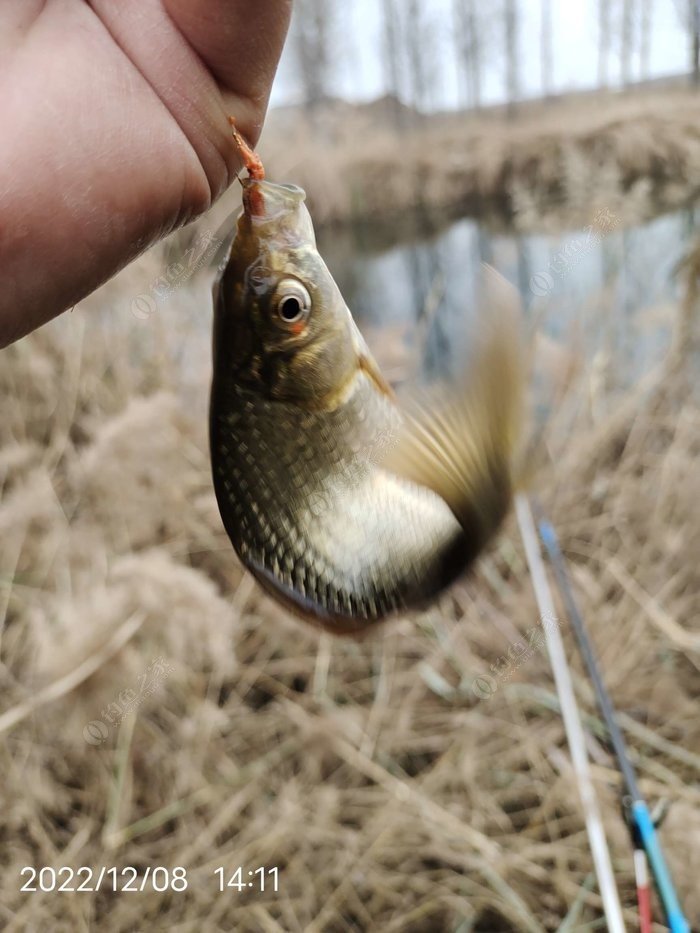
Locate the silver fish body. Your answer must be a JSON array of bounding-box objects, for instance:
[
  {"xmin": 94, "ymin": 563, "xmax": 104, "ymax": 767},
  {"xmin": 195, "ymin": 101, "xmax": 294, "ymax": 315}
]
[
  {"xmin": 211, "ymin": 365, "xmax": 473, "ymax": 633},
  {"xmin": 210, "ymin": 179, "xmax": 522, "ymax": 633}
]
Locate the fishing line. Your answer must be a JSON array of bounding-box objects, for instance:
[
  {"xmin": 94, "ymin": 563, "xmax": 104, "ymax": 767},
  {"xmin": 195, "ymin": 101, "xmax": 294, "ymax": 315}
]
[
  {"xmin": 535, "ymin": 505, "xmax": 690, "ymax": 933},
  {"xmin": 515, "ymin": 494, "xmax": 626, "ymax": 933}
]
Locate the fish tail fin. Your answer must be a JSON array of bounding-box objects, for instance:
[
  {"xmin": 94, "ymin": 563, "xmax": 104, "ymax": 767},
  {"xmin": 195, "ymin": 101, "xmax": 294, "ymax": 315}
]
[{"xmin": 382, "ymin": 265, "xmax": 525, "ymax": 548}]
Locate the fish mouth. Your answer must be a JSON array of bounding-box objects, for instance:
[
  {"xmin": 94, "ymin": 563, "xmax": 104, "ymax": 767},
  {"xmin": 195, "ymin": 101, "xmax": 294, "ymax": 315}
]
[
  {"xmin": 242, "ymin": 179, "xmax": 306, "ymax": 219},
  {"xmin": 240, "ymin": 179, "xmax": 315, "ymax": 248}
]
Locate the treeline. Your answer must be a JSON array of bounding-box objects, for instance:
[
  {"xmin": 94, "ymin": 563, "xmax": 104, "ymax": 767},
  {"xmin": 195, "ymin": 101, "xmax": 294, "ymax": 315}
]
[{"xmin": 289, "ymin": 0, "xmax": 700, "ymax": 116}]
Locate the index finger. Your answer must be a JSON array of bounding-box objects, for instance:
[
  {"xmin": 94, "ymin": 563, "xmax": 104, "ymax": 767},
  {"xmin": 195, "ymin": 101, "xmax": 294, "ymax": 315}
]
[{"xmin": 164, "ymin": 0, "xmax": 292, "ymax": 140}]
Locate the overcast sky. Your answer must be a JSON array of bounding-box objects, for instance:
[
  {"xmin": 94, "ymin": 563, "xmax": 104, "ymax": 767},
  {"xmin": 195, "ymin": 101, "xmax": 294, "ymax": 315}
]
[{"xmin": 270, "ymin": 0, "xmax": 688, "ymax": 110}]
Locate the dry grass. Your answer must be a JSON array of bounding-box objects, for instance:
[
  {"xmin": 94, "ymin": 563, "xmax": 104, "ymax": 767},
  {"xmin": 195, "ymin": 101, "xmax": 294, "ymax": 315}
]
[
  {"xmin": 262, "ymin": 85, "xmax": 700, "ymax": 233},
  {"xmin": 0, "ymin": 233, "xmax": 698, "ymax": 933}
]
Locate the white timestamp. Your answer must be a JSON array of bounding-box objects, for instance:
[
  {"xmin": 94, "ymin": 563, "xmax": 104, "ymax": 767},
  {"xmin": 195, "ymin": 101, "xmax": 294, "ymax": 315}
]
[
  {"xmin": 19, "ymin": 866, "xmax": 188, "ymax": 893},
  {"xmin": 214, "ymin": 866, "xmax": 279, "ymax": 893}
]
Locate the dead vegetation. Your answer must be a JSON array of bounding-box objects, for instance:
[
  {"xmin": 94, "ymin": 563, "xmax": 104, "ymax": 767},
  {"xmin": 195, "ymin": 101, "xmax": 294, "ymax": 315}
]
[
  {"xmin": 262, "ymin": 85, "xmax": 700, "ymax": 233},
  {"xmin": 0, "ymin": 233, "xmax": 699, "ymax": 932}
]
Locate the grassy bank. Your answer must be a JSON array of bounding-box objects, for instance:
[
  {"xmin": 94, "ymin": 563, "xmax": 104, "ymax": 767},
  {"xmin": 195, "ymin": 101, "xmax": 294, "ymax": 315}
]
[
  {"xmin": 0, "ymin": 252, "xmax": 698, "ymax": 929},
  {"xmin": 261, "ymin": 84, "xmax": 700, "ymax": 233}
]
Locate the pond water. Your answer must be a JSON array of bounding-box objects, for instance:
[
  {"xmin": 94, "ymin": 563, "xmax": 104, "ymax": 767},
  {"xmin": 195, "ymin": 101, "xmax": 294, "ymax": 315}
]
[
  {"xmin": 317, "ymin": 203, "xmax": 700, "ymax": 385},
  {"xmin": 107, "ymin": 194, "xmax": 699, "ymax": 419}
]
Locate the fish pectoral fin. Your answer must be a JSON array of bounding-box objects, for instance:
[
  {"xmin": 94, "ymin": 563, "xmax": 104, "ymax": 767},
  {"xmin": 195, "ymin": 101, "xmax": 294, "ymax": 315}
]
[
  {"xmin": 358, "ymin": 352, "xmax": 396, "ymax": 401},
  {"xmin": 379, "ymin": 265, "xmax": 525, "ymax": 547},
  {"xmin": 349, "ymin": 318, "xmax": 396, "ymax": 401}
]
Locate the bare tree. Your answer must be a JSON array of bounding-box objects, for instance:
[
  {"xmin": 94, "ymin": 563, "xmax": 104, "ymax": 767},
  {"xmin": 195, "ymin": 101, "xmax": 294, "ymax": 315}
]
[
  {"xmin": 504, "ymin": 0, "xmax": 520, "ymax": 115},
  {"xmin": 380, "ymin": 0, "xmax": 404, "ymax": 126},
  {"xmin": 672, "ymin": 0, "xmax": 700, "ymax": 85},
  {"xmin": 454, "ymin": 0, "xmax": 482, "ymax": 109},
  {"xmin": 598, "ymin": 0, "xmax": 611, "ymax": 87},
  {"xmin": 405, "ymin": 0, "xmax": 435, "ymax": 112},
  {"xmin": 621, "ymin": 0, "xmax": 635, "ymax": 85},
  {"xmin": 540, "ymin": 0, "xmax": 553, "ymax": 96},
  {"xmin": 292, "ymin": 0, "xmax": 335, "ymax": 112},
  {"xmin": 693, "ymin": 0, "xmax": 700, "ymax": 85},
  {"xmin": 639, "ymin": 0, "xmax": 653, "ymax": 79}
]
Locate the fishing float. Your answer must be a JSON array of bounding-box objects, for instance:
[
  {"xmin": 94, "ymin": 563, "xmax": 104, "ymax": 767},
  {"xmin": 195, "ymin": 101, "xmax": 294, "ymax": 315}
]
[
  {"xmin": 536, "ymin": 506, "xmax": 690, "ymax": 933},
  {"xmin": 515, "ymin": 494, "xmax": 627, "ymax": 933}
]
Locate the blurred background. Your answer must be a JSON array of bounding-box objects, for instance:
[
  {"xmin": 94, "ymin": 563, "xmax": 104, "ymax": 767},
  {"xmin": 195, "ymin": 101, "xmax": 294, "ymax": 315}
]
[{"xmin": 1, "ymin": 1, "xmax": 699, "ymax": 931}]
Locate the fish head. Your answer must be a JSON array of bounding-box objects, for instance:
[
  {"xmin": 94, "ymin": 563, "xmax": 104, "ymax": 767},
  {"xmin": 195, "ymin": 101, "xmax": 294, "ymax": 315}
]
[{"xmin": 214, "ymin": 179, "xmax": 361, "ymax": 406}]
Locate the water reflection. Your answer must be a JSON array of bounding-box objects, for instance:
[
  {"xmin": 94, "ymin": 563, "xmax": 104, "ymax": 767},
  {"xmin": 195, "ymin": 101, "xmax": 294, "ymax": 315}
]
[{"xmin": 318, "ymin": 204, "xmax": 699, "ymax": 383}]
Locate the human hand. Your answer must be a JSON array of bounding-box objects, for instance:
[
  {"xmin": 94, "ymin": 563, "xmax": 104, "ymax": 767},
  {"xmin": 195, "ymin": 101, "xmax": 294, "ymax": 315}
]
[{"xmin": 0, "ymin": 0, "xmax": 291, "ymax": 347}]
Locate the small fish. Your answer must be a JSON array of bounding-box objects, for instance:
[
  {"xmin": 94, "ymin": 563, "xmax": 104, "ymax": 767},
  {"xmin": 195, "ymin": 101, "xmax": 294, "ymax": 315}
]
[{"xmin": 210, "ymin": 128, "xmax": 524, "ymax": 635}]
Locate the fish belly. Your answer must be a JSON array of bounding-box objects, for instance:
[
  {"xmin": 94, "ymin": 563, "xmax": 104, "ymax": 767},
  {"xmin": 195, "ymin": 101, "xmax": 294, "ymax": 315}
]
[{"xmin": 210, "ymin": 375, "xmax": 467, "ymax": 630}]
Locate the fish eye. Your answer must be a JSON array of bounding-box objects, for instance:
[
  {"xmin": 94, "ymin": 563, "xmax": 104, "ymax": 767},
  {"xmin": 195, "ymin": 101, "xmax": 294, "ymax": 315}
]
[{"xmin": 274, "ymin": 279, "xmax": 311, "ymax": 325}]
